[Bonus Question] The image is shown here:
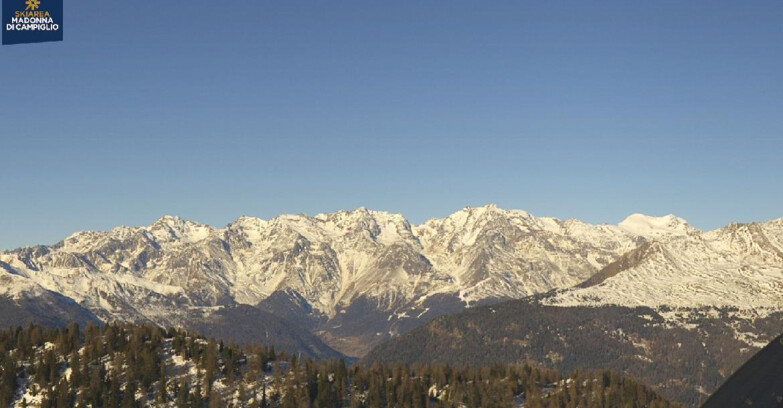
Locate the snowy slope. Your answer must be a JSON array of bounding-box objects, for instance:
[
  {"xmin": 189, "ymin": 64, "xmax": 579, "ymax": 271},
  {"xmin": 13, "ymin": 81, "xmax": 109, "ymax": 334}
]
[
  {"xmin": 617, "ymin": 213, "xmax": 697, "ymax": 238},
  {"xmin": 547, "ymin": 218, "xmax": 783, "ymax": 313}
]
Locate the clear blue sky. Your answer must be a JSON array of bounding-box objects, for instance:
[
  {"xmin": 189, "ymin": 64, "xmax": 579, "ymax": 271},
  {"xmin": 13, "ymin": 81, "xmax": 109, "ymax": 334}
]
[{"xmin": 1, "ymin": 1, "xmax": 782, "ymax": 250}]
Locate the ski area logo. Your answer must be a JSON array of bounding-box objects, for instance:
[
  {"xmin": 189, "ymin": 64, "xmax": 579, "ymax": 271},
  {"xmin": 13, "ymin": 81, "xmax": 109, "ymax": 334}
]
[{"xmin": 2, "ymin": 0, "xmax": 62, "ymax": 45}]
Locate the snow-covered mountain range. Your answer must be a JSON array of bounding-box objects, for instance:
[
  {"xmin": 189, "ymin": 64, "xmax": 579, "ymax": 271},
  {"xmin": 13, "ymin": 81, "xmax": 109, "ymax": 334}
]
[
  {"xmin": 548, "ymin": 217, "xmax": 783, "ymax": 311},
  {"xmin": 1, "ymin": 204, "xmax": 782, "ymax": 356}
]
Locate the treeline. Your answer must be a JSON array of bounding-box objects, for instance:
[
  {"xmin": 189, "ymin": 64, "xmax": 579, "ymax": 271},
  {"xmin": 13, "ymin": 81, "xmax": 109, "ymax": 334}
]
[{"xmin": 0, "ymin": 323, "xmax": 682, "ymax": 408}]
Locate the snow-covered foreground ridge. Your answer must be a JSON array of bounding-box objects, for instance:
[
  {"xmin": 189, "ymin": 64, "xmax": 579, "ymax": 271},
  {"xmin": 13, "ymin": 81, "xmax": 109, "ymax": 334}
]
[{"xmin": 1, "ymin": 204, "xmax": 782, "ymax": 328}]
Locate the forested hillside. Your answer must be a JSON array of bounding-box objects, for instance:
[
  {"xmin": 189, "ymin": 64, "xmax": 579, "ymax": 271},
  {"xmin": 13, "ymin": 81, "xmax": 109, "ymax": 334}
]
[
  {"xmin": 361, "ymin": 300, "xmax": 783, "ymax": 406},
  {"xmin": 0, "ymin": 323, "xmax": 681, "ymax": 408}
]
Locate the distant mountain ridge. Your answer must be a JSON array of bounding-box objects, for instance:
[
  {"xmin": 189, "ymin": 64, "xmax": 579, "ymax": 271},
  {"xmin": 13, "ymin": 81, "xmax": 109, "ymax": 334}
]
[
  {"xmin": 0, "ymin": 204, "xmax": 643, "ymax": 355},
  {"xmin": 1, "ymin": 205, "xmax": 783, "ymax": 360}
]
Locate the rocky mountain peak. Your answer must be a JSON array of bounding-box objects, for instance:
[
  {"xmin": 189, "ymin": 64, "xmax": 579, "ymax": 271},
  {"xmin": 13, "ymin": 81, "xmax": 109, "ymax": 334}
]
[{"xmin": 149, "ymin": 215, "xmax": 213, "ymax": 243}]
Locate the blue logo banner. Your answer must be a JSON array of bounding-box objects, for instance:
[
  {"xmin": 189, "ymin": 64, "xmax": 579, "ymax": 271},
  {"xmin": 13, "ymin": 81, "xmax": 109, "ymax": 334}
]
[{"xmin": 3, "ymin": 0, "xmax": 63, "ymax": 45}]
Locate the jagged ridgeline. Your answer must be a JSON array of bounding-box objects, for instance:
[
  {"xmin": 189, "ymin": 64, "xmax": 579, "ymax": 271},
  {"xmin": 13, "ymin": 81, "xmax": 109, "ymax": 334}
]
[{"xmin": 0, "ymin": 323, "xmax": 682, "ymax": 408}]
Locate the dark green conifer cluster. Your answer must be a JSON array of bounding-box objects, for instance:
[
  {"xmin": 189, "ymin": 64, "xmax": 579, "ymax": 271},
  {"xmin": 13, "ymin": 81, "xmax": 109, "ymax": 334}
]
[{"xmin": 0, "ymin": 323, "xmax": 681, "ymax": 408}]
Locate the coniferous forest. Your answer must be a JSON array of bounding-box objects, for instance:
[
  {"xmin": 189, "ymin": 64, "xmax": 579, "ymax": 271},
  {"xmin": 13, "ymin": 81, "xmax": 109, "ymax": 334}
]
[{"xmin": 0, "ymin": 323, "xmax": 682, "ymax": 408}]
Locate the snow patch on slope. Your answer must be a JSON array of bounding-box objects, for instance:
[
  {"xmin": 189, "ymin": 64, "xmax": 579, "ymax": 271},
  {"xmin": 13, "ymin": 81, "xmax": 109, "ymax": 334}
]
[{"xmin": 618, "ymin": 214, "xmax": 697, "ymax": 238}]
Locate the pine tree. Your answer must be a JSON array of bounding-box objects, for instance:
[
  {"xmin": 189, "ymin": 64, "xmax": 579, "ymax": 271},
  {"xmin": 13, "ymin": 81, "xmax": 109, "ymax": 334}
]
[
  {"xmin": 176, "ymin": 378, "xmax": 190, "ymax": 408},
  {"xmin": 159, "ymin": 360, "xmax": 169, "ymax": 404},
  {"xmin": 203, "ymin": 339, "xmax": 218, "ymax": 395}
]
